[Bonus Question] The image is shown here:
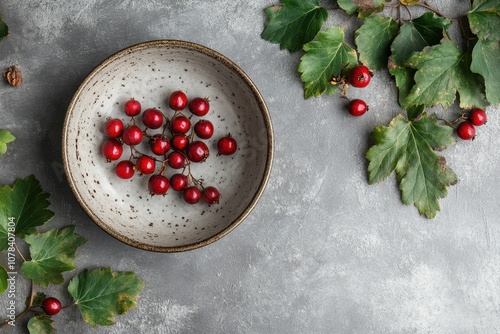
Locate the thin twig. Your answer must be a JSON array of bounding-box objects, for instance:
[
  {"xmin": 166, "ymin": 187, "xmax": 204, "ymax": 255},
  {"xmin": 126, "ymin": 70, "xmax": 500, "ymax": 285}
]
[
  {"xmin": 397, "ymin": 4, "xmax": 402, "ymax": 25},
  {"xmin": 28, "ymin": 280, "xmax": 35, "ymax": 307},
  {"xmin": 416, "ymin": 2, "xmax": 446, "ymax": 17},
  {"xmin": 341, "ymin": 14, "xmax": 356, "ymax": 30},
  {"xmin": 403, "ymin": 4, "xmax": 412, "ymax": 21},
  {"xmin": 14, "ymin": 242, "xmax": 27, "ymax": 262}
]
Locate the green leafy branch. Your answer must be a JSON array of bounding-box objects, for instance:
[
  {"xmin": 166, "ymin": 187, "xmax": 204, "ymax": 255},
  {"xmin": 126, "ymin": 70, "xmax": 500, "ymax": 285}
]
[
  {"xmin": 261, "ymin": 0, "xmax": 499, "ymax": 218},
  {"xmin": 0, "ymin": 176, "xmax": 144, "ymax": 334}
]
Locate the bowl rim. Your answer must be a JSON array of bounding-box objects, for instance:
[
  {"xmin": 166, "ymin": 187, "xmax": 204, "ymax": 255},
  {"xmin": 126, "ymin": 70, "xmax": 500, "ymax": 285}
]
[{"xmin": 62, "ymin": 39, "xmax": 274, "ymax": 253}]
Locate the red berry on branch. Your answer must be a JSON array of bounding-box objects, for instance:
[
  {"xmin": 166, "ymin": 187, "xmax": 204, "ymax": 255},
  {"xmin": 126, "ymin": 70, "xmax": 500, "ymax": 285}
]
[
  {"xmin": 469, "ymin": 108, "xmax": 487, "ymax": 126},
  {"xmin": 457, "ymin": 121, "xmax": 476, "ymax": 140},
  {"xmin": 149, "ymin": 134, "xmax": 171, "ymax": 155},
  {"xmin": 202, "ymin": 186, "xmax": 220, "ymax": 204},
  {"xmin": 102, "ymin": 139, "xmax": 123, "ymax": 161},
  {"xmin": 42, "ymin": 297, "xmax": 62, "ymax": 316},
  {"xmin": 142, "ymin": 108, "xmax": 164, "ymax": 129},
  {"xmin": 183, "ymin": 186, "xmax": 201, "ymax": 204},
  {"xmin": 135, "ymin": 155, "xmax": 156, "ymax": 174},
  {"xmin": 217, "ymin": 135, "xmax": 237, "ymax": 155},
  {"xmin": 188, "ymin": 97, "xmax": 210, "ymax": 116},
  {"xmin": 348, "ymin": 99, "xmax": 368, "ymax": 117},
  {"xmin": 124, "ymin": 98, "xmax": 141, "ymax": 117},
  {"xmin": 115, "ymin": 160, "xmax": 135, "ymax": 179},
  {"xmin": 103, "ymin": 118, "xmax": 124, "ymax": 138},
  {"xmin": 167, "ymin": 151, "xmax": 186, "ymax": 169},
  {"xmin": 169, "ymin": 90, "xmax": 188, "ymax": 111},
  {"xmin": 148, "ymin": 174, "xmax": 170, "ymax": 195},
  {"xmin": 122, "ymin": 125, "xmax": 144, "ymax": 146},
  {"xmin": 187, "ymin": 141, "xmax": 210, "ymax": 163},
  {"xmin": 170, "ymin": 173, "xmax": 188, "ymax": 191},
  {"xmin": 170, "ymin": 115, "xmax": 191, "ymax": 134},
  {"xmin": 194, "ymin": 120, "xmax": 214, "ymax": 139},
  {"xmin": 170, "ymin": 134, "xmax": 189, "ymax": 151},
  {"xmin": 348, "ymin": 65, "xmax": 372, "ymax": 88}
]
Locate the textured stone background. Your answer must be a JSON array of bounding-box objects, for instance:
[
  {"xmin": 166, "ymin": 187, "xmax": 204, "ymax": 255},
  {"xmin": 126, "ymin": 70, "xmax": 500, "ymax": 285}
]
[{"xmin": 0, "ymin": 1, "xmax": 499, "ymax": 333}]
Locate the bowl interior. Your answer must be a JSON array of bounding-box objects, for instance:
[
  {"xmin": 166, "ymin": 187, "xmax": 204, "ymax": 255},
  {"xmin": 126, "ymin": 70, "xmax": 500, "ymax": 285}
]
[{"xmin": 63, "ymin": 41, "xmax": 273, "ymax": 252}]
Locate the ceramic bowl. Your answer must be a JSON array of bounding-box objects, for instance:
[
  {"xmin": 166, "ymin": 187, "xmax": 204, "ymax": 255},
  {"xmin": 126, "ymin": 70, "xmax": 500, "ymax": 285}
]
[{"xmin": 62, "ymin": 40, "xmax": 273, "ymax": 252}]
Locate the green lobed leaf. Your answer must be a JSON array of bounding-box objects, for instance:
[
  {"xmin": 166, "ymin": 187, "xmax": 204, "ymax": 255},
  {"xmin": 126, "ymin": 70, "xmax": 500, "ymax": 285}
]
[
  {"xmin": 468, "ymin": 0, "xmax": 500, "ymax": 40},
  {"xmin": 0, "ymin": 175, "xmax": 54, "ymax": 251},
  {"xmin": 389, "ymin": 13, "xmax": 449, "ymax": 115},
  {"xmin": 21, "ymin": 226, "xmax": 87, "ymax": 287},
  {"xmin": 367, "ymin": 115, "xmax": 411, "ymax": 184},
  {"xmin": 367, "ymin": 113, "xmax": 457, "ymax": 218},
  {"xmin": 0, "ymin": 129, "xmax": 15, "ymax": 155},
  {"xmin": 388, "ymin": 63, "xmax": 424, "ymax": 119},
  {"xmin": 27, "ymin": 316, "xmax": 55, "ymax": 334},
  {"xmin": 68, "ymin": 267, "xmax": 144, "ymax": 327},
  {"xmin": 298, "ymin": 27, "xmax": 357, "ymax": 99},
  {"xmin": 261, "ymin": 0, "xmax": 328, "ymax": 52},
  {"xmin": 0, "ymin": 265, "xmax": 7, "ymax": 294},
  {"xmin": 355, "ymin": 15, "xmax": 399, "ymax": 70},
  {"xmin": 403, "ymin": 40, "xmax": 487, "ymax": 109},
  {"xmin": 470, "ymin": 39, "xmax": 500, "ymax": 105},
  {"xmin": 390, "ymin": 12, "xmax": 450, "ymax": 66},
  {"xmin": 337, "ymin": 0, "xmax": 385, "ymax": 17},
  {"xmin": 337, "ymin": 0, "xmax": 359, "ymax": 14},
  {"xmin": 457, "ymin": 46, "xmax": 489, "ymax": 108}
]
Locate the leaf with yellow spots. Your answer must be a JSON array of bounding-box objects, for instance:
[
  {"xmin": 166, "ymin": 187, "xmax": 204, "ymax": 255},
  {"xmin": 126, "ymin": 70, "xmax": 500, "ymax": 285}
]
[
  {"xmin": 366, "ymin": 113, "xmax": 458, "ymax": 218},
  {"xmin": 68, "ymin": 268, "xmax": 144, "ymax": 326},
  {"xmin": 27, "ymin": 316, "xmax": 54, "ymax": 334}
]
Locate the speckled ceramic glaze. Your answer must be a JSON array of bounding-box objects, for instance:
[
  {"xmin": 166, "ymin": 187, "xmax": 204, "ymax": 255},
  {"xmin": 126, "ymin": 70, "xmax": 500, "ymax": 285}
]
[{"xmin": 62, "ymin": 40, "xmax": 273, "ymax": 252}]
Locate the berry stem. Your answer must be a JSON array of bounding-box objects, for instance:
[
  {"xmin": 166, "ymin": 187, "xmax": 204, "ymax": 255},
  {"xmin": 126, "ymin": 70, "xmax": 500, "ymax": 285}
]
[
  {"xmin": 159, "ymin": 160, "xmax": 168, "ymax": 175},
  {"xmin": 188, "ymin": 128, "xmax": 195, "ymax": 141},
  {"xmin": 162, "ymin": 117, "xmax": 170, "ymax": 135},
  {"xmin": 438, "ymin": 113, "xmax": 467, "ymax": 128},
  {"xmin": 180, "ymin": 153, "xmax": 204, "ymax": 188},
  {"xmin": 130, "ymin": 146, "xmax": 161, "ymax": 162},
  {"xmin": 186, "ymin": 172, "xmax": 203, "ymax": 188},
  {"xmin": 61, "ymin": 303, "xmax": 75, "ymax": 310}
]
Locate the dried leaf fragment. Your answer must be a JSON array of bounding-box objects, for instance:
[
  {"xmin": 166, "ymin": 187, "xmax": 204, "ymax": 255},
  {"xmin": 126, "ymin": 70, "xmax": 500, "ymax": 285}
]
[{"xmin": 3, "ymin": 65, "xmax": 22, "ymax": 87}]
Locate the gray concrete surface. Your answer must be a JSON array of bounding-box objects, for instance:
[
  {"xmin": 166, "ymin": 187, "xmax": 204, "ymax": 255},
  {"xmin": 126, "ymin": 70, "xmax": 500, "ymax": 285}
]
[{"xmin": 1, "ymin": 1, "xmax": 499, "ymax": 333}]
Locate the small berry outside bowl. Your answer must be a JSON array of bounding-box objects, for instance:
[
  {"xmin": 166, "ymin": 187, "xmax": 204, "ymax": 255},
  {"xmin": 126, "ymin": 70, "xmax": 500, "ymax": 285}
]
[{"xmin": 62, "ymin": 40, "xmax": 274, "ymax": 252}]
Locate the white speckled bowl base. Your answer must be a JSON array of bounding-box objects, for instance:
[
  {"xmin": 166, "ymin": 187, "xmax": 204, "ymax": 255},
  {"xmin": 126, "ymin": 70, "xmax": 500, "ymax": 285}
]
[{"xmin": 63, "ymin": 41, "xmax": 273, "ymax": 252}]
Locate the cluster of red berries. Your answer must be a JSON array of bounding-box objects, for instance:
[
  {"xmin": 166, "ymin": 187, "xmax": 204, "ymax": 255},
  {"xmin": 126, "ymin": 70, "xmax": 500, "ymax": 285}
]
[
  {"xmin": 346, "ymin": 65, "xmax": 372, "ymax": 117},
  {"xmin": 336, "ymin": 65, "xmax": 490, "ymax": 145},
  {"xmin": 101, "ymin": 90, "xmax": 237, "ymax": 205},
  {"xmin": 456, "ymin": 108, "xmax": 487, "ymax": 141}
]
